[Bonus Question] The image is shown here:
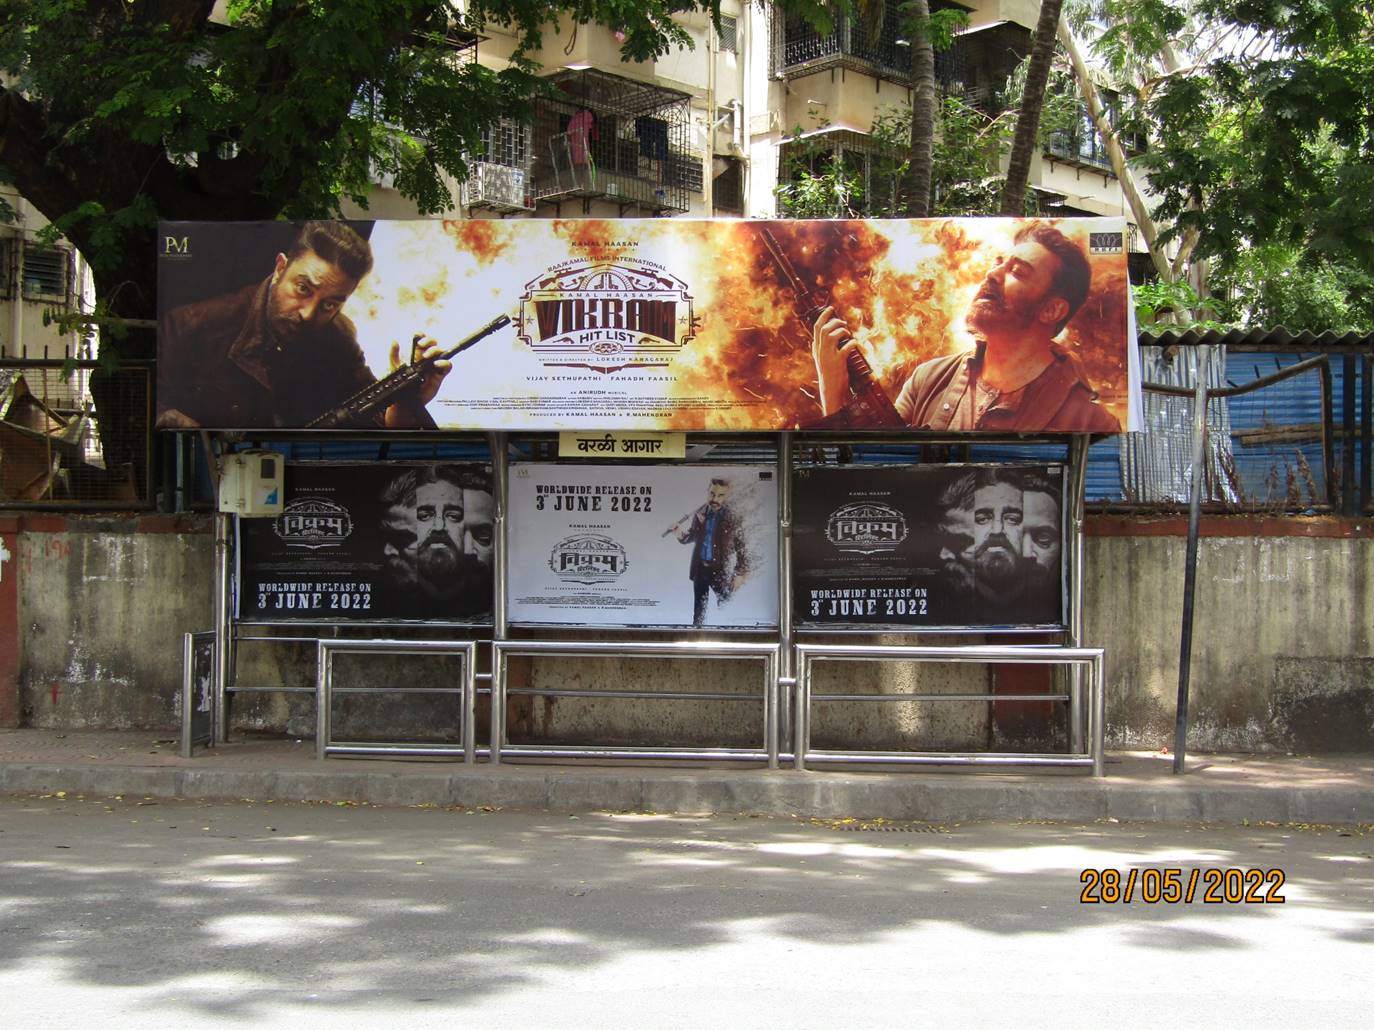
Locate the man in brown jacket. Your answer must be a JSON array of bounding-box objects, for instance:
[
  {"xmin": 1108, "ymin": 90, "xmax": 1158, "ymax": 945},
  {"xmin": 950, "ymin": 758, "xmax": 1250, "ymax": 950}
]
[
  {"xmin": 812, "ymin": 221, "xmax": 1120, "ymax": 433},
  {"xmin": 157, "ymin": 221, "xmax": 449, "ymax": 430}
]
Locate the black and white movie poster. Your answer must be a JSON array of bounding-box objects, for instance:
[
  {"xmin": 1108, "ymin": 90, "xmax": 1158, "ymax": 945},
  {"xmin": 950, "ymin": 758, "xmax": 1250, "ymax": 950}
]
[
  {"xmin": 792, "ymin": 465, "xmax": 1066, "ymax": 629},
  {"xmin": 236, "ymin": 462, "xmax": 494, "ymax": 623},
  {"xmin": 507, "ymin": 464, "xmax": 779, "ymax": 628}
]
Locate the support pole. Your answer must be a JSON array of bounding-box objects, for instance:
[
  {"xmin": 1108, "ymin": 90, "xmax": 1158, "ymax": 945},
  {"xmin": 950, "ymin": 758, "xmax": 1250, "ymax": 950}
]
[
  {"xmin": 777, "ymin": 432, "xmax": 793, "ymax": 768},
  {"xmin": 1173, "ymin": 348, "xmax": 1210, "ymax": 773},
  {"xmin": 1067, "ymin": 434, "xmax": 1088, "ymax": 755},
  {"xmin": 488, "ymin": 431, "xmax": 509, "ymax": 765}
]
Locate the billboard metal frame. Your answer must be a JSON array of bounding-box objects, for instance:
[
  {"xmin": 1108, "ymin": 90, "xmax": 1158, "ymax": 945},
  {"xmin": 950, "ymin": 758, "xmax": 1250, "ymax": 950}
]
[{"xmin": 201, "ymin": 429, "xmax": 1104, "ymax": 775}]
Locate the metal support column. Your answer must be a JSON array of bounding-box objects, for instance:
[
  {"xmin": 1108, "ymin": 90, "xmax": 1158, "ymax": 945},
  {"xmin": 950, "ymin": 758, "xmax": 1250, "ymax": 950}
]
[
  {"xmin": 488, "ymin": 431, "xmax": 509, "ymax": 765},
  {"xmin": 1343, "ymin": 354, "xmax": 1357, "ymax": 516},
  {"xmin": 1066, "ymin": 435, "xmax": 1089, "ymax": 754},
  {"xmin": 777, "ymin": 432, "xmax": 793, "ymax": 769}
]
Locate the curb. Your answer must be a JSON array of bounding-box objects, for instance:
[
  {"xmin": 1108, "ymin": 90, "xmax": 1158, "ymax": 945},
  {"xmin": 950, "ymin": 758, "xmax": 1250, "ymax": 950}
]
[{"xmin": 4, "ymin": 761, "xmax": 1372, "ymax": 825}]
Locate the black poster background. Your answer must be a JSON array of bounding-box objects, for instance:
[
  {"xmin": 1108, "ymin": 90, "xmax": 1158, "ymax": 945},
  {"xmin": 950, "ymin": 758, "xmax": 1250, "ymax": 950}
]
[
  {"xmin": 792, "ymin": 465, "xmax": 1066, "ymax": 629},
  {"xmin": 236, "ymin": 462, "xmax": 493, "ymax": 624}
]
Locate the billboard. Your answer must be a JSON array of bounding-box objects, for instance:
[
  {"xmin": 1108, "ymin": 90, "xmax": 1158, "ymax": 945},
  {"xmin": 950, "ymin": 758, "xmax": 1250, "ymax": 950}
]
[
  {"xmin": 236, "ymin": 462, "xmax": 493, "ymax": 623},
  {"xmin": 507, "ymin": 463, "xmax": 779, "ymax": 628},
  {"xmin": 792, "ymin": 464, "xmax": 1066, "ymax": 629},
  {"xmin": 157, "ymin": 218, "xmax": 1139, "ymax": 434}
]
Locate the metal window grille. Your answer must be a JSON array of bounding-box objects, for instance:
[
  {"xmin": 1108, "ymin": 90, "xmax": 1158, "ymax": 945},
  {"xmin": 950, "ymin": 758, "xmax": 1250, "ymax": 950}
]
[
  {"xmin": 480, "ymin": 118, "xmax": 531, "ymax": 169},
  {"xmin": 22, "ymin": 245, "xmax": 69, "ymax": 301},
  {"xmin": 718, "ymin": 15, "xmax": 738, "ymax": 54},
  {"xmin": 0, "ymin": 239, "xmax": 11, "ymax": 299}
]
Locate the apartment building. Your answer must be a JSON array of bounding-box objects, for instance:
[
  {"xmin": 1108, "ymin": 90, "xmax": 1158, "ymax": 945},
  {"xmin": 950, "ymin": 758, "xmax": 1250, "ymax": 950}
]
[{"xmin": 365, "ymin": 2, "xmax": 1143, "ymax": 229}]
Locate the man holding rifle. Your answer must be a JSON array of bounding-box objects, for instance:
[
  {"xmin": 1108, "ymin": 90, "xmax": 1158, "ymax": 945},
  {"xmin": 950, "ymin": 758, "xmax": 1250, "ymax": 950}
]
[
  {"xmin": 156, "ymin": 221, "xmax": 450, "ymax": 429},
  {"xmin": 811, "ymin": 221, "xmax": 1119, "ymax": 433},
  {"xmin": 670, "ymin": 477, "xmax": 752, "ymax": 628}
]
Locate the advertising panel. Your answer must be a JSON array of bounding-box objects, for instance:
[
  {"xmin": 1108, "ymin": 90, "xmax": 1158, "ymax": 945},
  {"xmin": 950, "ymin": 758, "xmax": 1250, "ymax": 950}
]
[
  {"xmin": 157, "ymin": 218, "xmax": 1139, "ymax": 434},
  {"xmin": 792, "ymin": 464, "xmax": 1066, "ymax": 629},
  {"xmin": 236, "ymin": 462, "xmax": 493, "ymax": 623},
  {"xmin": 507, "ymin": 463, "xmax": 779, "ymax": 628}
]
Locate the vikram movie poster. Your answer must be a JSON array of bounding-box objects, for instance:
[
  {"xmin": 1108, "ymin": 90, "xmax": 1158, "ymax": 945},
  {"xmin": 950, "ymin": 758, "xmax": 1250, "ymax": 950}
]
[
  {"xmin": 506, "ymin": 464, "xmax": 779, "ymax": 629},
  {"xmin": 236, "ymin": 462, "xmax": 494, "ymax": 624},
  {"xmin": 792, "ymin": 464, "xmax": 1066, "ymax": 629},
  {"xmin": 156, "ymin": 218, "xmax": 1141, "ymax": 434}
]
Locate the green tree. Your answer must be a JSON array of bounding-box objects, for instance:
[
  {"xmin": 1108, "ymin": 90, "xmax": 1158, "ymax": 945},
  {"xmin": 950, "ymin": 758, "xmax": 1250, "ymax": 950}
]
[
  {"xmin": 0, "ymin": 1, "xmax": 831, "ymax": 337},
  {"xmin": 1064, "ymin": 1, "xmax": 1374, "ymax": 328}
]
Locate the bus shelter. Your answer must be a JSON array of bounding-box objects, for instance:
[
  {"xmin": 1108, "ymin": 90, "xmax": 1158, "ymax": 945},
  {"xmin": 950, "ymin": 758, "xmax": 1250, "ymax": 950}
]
[{"xmin": 167, "ymin": 216, "xmax": 1138, "ymax": 775}]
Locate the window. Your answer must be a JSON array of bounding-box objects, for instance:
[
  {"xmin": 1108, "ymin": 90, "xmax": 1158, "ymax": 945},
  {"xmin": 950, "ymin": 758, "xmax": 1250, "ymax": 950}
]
[
  {"xmin": 713, "ymin": 157, "xmax": 744, "ymax": 215},
  {"xmin": 718, "ymin": 15, "xmax": 738, "ymax": 54},
  {"xmin": 22, "ymin": 244, "xmax": 69, "ymax": 301}
]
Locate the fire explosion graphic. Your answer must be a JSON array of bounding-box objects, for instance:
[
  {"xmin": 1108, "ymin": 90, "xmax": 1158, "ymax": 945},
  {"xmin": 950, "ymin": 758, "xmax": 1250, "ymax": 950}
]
[{"xmin": 343, "ymin": 218, "xmax": 1131, "ymax": 432}]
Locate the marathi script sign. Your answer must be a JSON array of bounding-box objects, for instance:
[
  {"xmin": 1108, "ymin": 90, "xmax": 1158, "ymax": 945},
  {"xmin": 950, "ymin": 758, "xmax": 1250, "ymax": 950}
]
[{"xmin": 157, "ymin": 218, "xmax": 1140, "ymax": 433}]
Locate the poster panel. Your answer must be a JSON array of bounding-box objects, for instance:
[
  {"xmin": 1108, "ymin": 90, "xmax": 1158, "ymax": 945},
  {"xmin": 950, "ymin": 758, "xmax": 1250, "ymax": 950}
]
[
  {"xmin": 236, "ymin": 462, "xmax": 494, "ymax": 623},
  {"xmin": 156, "ymin": 218, "xmax": 1139, "ymax": 433},
  {"xmin": 507, "ymin": 463, "xmax": 779, "ymax": 628},
  {"xmin": 792, "ymin": 464, "xmax": 1066, "ymax": 629}
]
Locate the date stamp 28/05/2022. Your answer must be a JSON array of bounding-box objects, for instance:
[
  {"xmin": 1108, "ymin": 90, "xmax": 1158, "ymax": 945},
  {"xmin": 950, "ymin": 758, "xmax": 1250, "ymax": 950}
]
[{"xmin": 1080, "ymin": 868, "xmax": 1285, "ymax": 904}]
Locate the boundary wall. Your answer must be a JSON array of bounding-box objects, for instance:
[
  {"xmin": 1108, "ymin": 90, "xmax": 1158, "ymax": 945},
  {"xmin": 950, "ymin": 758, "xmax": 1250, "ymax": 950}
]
[{"xmin": 3, "ymin": 512, "xmax": 1371, "ymax": 753}]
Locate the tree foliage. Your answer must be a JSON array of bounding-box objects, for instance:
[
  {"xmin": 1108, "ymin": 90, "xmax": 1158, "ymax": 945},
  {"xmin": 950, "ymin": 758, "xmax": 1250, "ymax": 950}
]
[
  {"xmin": 1068, "ymin": 0, "xmax": 1374, "ymax": 329},
  {"xmin": 0, "ymin": 0, "xmax": 793, "ymax": 329}
]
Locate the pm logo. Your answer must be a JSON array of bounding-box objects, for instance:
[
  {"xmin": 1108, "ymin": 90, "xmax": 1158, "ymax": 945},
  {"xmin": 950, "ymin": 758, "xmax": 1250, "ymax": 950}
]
[
  {"xmin": 163, "ymin": 235, "xmax": 190, "ymax": 257},
  {"xmin": 826, "ymin": 502, "xmax": 908, "ymax": 555},
  {"xmin": 550, "ymin": 534, "xmax": 628, "ymax": 585}
]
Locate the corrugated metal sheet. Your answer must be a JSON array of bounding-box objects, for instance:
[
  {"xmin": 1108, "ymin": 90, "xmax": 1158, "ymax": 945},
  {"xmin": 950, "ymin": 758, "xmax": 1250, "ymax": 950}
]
[{"xmin": 1142, "ymin": 326, "xmax": 1374, "ymax": 349}]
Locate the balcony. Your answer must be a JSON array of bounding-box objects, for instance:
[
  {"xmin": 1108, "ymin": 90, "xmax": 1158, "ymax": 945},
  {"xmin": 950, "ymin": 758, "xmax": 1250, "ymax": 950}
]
[
  {"xmin": 529, "ymin": 69, "xmax": 698, "ymax": 216},
  {"xmin": 771, "ymin": 5, "xmax": 969, "ymax": 89}
]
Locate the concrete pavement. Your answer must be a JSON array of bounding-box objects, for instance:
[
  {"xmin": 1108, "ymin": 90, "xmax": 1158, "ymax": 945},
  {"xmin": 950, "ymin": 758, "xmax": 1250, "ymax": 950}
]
[
  {"xmin": 3, "ymin": 728, "xmax": 1373, "ymax": 824},
  {"xmin": 3, "ymin": 795, "xmax": 1373, "ymax": 1028}
]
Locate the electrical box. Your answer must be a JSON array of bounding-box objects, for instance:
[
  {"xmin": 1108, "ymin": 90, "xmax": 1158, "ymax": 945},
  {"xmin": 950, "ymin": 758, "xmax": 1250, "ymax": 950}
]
[{"xmin": 218, "ymin": 450, "xmax": 283, "ymax": 516}]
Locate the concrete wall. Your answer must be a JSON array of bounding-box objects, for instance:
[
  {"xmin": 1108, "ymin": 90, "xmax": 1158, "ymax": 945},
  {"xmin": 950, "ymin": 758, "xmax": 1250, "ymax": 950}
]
[
  {"xmin": 11, "ymin": 515, "xmax": 212, "ymax": 729},
  {"xmin": 1087, "ymin": 518, "xmax": 1374, "ymax": 752},
  {"xmin": 8, "ymin": 514, "xmax": 1373, "ymax": 752}
]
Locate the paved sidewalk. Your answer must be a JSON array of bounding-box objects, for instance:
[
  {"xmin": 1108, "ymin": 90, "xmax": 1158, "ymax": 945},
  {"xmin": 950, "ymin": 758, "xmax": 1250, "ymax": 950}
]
[{"xmin": 3, "ymin": 727, "xmax": 1373, "ymax": 824}]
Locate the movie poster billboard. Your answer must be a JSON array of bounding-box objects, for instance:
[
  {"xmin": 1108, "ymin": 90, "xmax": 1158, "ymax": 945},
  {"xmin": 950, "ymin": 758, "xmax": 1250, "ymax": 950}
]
[
  {"xmin": 236, "ymin": 462, "xmax": 494, "ymax": 624},
  {"xmin": 792, "ymin": 464, "xmax": 1066, "ymax": 629},
  {"xmin": 507, "ymin": 464, "xmax": 779, "ymax": 628},
  {"xmin": 156, "ymin": 218, "xmax": 1140, "ymax": 434}
]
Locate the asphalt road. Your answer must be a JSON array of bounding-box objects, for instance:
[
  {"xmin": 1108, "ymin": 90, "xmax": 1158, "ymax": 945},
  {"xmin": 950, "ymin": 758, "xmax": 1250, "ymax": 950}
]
[{"xmin": 1, "ymin": 793, "xmax": 1371, "ymax": 1028}]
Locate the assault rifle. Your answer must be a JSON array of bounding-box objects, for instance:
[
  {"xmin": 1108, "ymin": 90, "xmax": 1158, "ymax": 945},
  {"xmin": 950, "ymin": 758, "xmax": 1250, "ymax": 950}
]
[
  {"xmin": 305, "ymin": 314, "xmax": 512, "ymax": 430},
  {"xmin": 756, "ymin": 227, "xmax": 904, "ymax": 430}
]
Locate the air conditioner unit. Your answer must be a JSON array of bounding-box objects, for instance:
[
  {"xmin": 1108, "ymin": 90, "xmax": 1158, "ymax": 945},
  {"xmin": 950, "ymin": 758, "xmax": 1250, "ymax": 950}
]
[{"xmin": 463, "ymin": 163, "xmax": 531, "ymax": 211}]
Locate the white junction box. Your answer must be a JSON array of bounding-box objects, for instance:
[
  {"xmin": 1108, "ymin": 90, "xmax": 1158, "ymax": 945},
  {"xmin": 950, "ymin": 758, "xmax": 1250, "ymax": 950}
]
[{"xmin": 218, "ymin": 450, "xmax": 284, "ymax": 516}]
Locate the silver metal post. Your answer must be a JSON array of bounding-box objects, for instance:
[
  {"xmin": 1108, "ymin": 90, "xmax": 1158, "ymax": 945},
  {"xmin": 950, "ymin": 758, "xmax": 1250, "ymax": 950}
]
[
  {"xmin": 489, "ymin": 431, "xmax": 508, "ymax": 765},
  {"xmin": 777, "ymin": 432, "xmax": 793, "ymax": 766},
  {"xmin": 793, "ymin": 652, "xmax": 809, "ymax": 771},
  {"xmin": 213, "ymin": 510, "xmax": 232, "ymax": 743},
  {"xmin": 315, "ymin": 641, "xmax": 329, "ymax": 760},
  {"xmin": 1091, "ymin": 650, "xmax": 1106, "ymax": 777},
  {"xmin": 1067, "ymin": 435, "xmax": 1089, "ymax": 755},
  {"xmin": 180, "ymin": 632, "xmax": 195, "ymax": 759}
]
